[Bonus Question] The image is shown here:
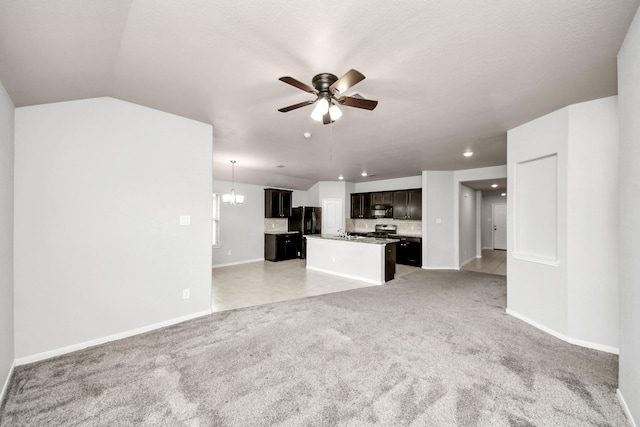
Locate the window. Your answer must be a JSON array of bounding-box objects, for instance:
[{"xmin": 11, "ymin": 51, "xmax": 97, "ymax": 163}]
[{"xmin": 212, "ymin": 193, "xmax": 220, "ymax": 246}]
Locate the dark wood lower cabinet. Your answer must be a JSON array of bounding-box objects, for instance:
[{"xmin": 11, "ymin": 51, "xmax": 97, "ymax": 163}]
[
  {"xmin": 264, "ymin": 233, "xmax": 298, "ymax": 262},
  {"xmin": 385, "ymin": 243, "xmax": 396, "ymax": 282}
]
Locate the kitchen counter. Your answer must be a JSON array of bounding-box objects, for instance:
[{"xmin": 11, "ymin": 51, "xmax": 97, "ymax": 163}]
[
  {"xmin": 264, "ymin": 231, "xmax": 299, "ymax": 235},
  {"xmin": 307, "ymin": 234, "xmax": 398, "ymax": 245},
  {"xmin": 305, "ymin": 235, "xmax": 397, "ymax": 284},
  {"xmin": 347, "ymin": 231, "xmax": 422, "ymax": 239},
  {"xmin": 390, "ymin": 233, "xmax": 422, "ymax": 238}
]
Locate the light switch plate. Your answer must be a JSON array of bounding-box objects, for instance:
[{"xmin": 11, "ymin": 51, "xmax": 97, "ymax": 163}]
[{"xmin": 180, "ymin": 215, "xmax": 191, "ymax": 225}]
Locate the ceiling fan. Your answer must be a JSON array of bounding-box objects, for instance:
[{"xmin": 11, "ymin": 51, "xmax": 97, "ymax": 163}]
[{"xmin": 277, "ymin": 69, "xmax": 378, "ymax": 124}]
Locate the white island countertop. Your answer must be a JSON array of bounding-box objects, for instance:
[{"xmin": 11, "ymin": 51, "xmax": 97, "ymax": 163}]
[{"xmin": 305, "ymin": 234, "xmax": 398, "ymax": 284}]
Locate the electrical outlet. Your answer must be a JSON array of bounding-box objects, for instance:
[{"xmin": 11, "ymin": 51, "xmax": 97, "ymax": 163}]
[
  {"xmin": 271, "ymin": 223, "xmax": 275, "ymax": 228},
  {"xmin": 228, "ymin": 250, "xmax": 232, "ymax": 255},
  {"xmin": 182, "ymin": 288, "xmax": 190, "ymax": 299},
  {"xmin": 332, "ymin": 256, "xmax": 336, "ymax": 263}
]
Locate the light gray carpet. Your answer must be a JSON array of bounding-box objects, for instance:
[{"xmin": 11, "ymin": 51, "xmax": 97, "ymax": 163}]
[{"xmin": 0, "ymin": 270, "xmax": 627, "ymax": 426}]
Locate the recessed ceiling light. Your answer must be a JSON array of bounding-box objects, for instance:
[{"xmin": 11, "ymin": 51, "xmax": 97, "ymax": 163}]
[
  {"xmin": 463, "ymin": 151, "xmax": 473, "ymax": 157},
  {"xmin": 491, "ymin": 184, "xmax": 498, "ymax": 188},
  {"xmin": 501, "ymin": 192, "xmax": 507, "ymax": 197},
  {"xmin": 361, "ymin": 171, "xmax": 368, "ymax": 177},
  {"xmin": 303, "ymin": 132, "xmax": 312, "ymax": 139},
  {"xmin": 338, "ymin": 175, "xmax": 344, "ymax": 180}
]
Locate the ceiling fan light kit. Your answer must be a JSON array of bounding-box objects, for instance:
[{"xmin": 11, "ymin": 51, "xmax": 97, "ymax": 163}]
[
  {"xmin": 310, "ymin": 96, "xmax": 330, "ymax": 121},
  {"xmin": 278, "ymin": 69, "xmax": 378, "ymax": 124}
]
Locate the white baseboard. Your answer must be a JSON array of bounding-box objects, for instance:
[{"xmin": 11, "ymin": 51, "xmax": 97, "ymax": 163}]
[
  {"xmin": 0, "ymin": 360, "xmax": 16, "ymax": 406},
  {"xmin": 212, "ymin": 258, "xmax": 264, "ymax": 268},
  {"xmin": 617, "ymin": 388, "xmax": 637, "ymax": 427},
  {"xmin": 15, "ymin": 309, "xmax": 212, "ymax": 366},
  {"xmin": 506, "ymin": 308, "xmax": 619, "ymax": 354},
  {"xmin": 460, "ymin": 255, "xmax": 477, "ymax": 267},
  {"xmin": 421, "ymin": 266, "xmax": 460, "ymax": 270}
]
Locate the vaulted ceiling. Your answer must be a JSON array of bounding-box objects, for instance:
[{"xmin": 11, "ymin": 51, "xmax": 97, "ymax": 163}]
[{"xmin": 1, "ymin": 0, "xmax": 638, "ymax": 189}]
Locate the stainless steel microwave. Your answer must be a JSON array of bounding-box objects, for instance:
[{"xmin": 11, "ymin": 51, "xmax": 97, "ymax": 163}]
[{"xmin": 372, "ymin": 204, "xmax": 393, "ymax": 218}]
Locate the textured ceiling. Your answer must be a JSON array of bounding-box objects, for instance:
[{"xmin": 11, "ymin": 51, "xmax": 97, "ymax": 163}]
[{"xmin": 1, "ymin": 0, "xmax": 638, "ymax": 190}]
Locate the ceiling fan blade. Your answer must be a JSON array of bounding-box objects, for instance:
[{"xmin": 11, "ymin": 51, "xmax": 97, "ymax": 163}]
[
  {"xmin": 330, "ymin": 69, "xmax": 365, "ymax": 95},
  {"xmin": 279, "ymin": 76, "xmax": 318, "ymax": 94},
  {"xmin": 278, "ymin": 100, "xmax": 315, "ymax": 113},
  {"xmin": 338, "ymin": 96, "xmax": 378, "ymax": 110}
]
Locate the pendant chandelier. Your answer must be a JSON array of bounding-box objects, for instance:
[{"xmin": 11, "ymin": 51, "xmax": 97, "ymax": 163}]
[{"xmin": 222, "ymin": 160, "xmax": 244, "ymax": 206}]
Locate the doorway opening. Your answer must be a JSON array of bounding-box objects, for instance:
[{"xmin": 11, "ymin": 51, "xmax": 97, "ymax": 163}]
[{"xmin": 459, "ymin": 178, "xmax": 508, "ymax": 275}]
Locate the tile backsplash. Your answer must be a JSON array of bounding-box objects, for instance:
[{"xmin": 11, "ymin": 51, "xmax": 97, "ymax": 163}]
[
  {"xmin": 264, "ymin": 218, "xmax": 288, "ymax": 232},
  {"xmin": 347, "ymin": 218, "xmax": 422, "ymax": 237},
  {"xmin": 264, "ymin": 217, "xmax": 421, "ymax": 236}
]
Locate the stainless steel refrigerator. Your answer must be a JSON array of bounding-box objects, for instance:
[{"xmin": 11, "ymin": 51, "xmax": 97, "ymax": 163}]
[{"xmin": 288, "ymin": 206, "xmax": 321, "ymax": 258}]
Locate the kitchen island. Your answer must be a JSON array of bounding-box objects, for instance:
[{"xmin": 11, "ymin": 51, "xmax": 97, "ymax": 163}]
[{"xmin": 305, "ymin": 234, "xmax": 398, "ymax": 285}]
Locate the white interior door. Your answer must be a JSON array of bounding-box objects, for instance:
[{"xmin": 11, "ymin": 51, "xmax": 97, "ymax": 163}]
[
  {"xmin": 322, "ymin": 198, "xmax": 343, "ymax": 235},
  {"xmin": 493, "ymin": 203, "xmax": 507, "ymax": 250}
]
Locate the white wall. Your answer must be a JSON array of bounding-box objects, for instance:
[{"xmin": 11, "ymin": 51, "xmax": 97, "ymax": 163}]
[
  {"xmin": 307, "ymin": 182, "xmax": 320, "ymax": 207},
  {"xmin": 458, "ymin": 184, "xmax": 477, "ymax": 266},
  {"xmin": 14, "ymin": 97, "xmax": 213, "ymax": 360},
  {"xmin": 212, "ymin": 180, "xmax": 266, "ymax": 267},
  {"xmin": 507, "ymin": 96, "xmax": 619, "ymax": 354},
  {"xmin": 507, "ymin": 108, "xmax": 569, "ymax": 336},
  {"xmin": 475, "ymin": 192, "xmax": 482, "ymax": 257},
  {"xmin": 423, "ymin": 170, "xmax": 455, "ymax": 269},
  {"xmin": 618, "ymin": 5, "xmax": 640, "ymax": 423},
  {"xmin": 481, "ymin": 196, "xmax": 506, "ymax": 248},
  {"xmin": 566, "ymin": 97, "xmax": 619, "ymax": 350},
  {"xmin": 345, "ymin": 181, "xmax": 355, "ymax": 218},
  {"xmin": 354, "ymin": 175, "xmax": 422, "ymax": 193},
  {"xmin": 0, "ymin": 81, "xmax": 15, "ymax": 400},
  {"xmin": 317, "ymin": 181, "xmax": 348, "ymax": 201},
  {"xmin": 292, "ymin": 191, "xmax": 308, "ymax": 207}
]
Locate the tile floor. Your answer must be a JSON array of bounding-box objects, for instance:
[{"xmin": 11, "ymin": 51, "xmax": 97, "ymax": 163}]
[
  {"xmin": 460, "ymin": 249, "xmax": 507, "ymax": 276},
  {"xmin": 211, "ymin": 252, "xmax": 505, "ymax": 313},
  {"xmin": 211, "ymin": 259, "xmax": 420, "ymax": 313}
]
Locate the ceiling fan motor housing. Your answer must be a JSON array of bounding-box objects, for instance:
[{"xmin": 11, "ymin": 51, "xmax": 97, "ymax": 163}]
[{"xmin": 312, "ymin": 73, "xmax": 338, "ymax": 93}]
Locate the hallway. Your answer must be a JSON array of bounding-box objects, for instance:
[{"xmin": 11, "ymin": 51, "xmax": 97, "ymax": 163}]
[{"xmin": 461, "ymin": 249, "xmax": 506, "ymax": 276}]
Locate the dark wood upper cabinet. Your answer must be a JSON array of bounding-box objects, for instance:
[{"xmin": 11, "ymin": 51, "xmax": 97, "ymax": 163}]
[
  {"xmin": 264, "ymin": 188, "xmax": 292, "ymax": 218},
  {"xmin": 393, "ymin": 191, "xmax": 408, "ymax": 219},
  {"xmin": 350, "ymin": 193, "xmax": 372, "ymax": 218},
  {"xmin": 393, "ymin": 189, "xmax": 422, "ymax": 219},
  {"xmin": 407, "ymin": 189, "xmax": 422, "ymax": 220},
  {"xmin": 371, "ymin": 191, "xmax": 393, "ymax": 205},
  {"xmin": 350, "ymin": 188, "xmax": 421, "ymax": 220}
]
